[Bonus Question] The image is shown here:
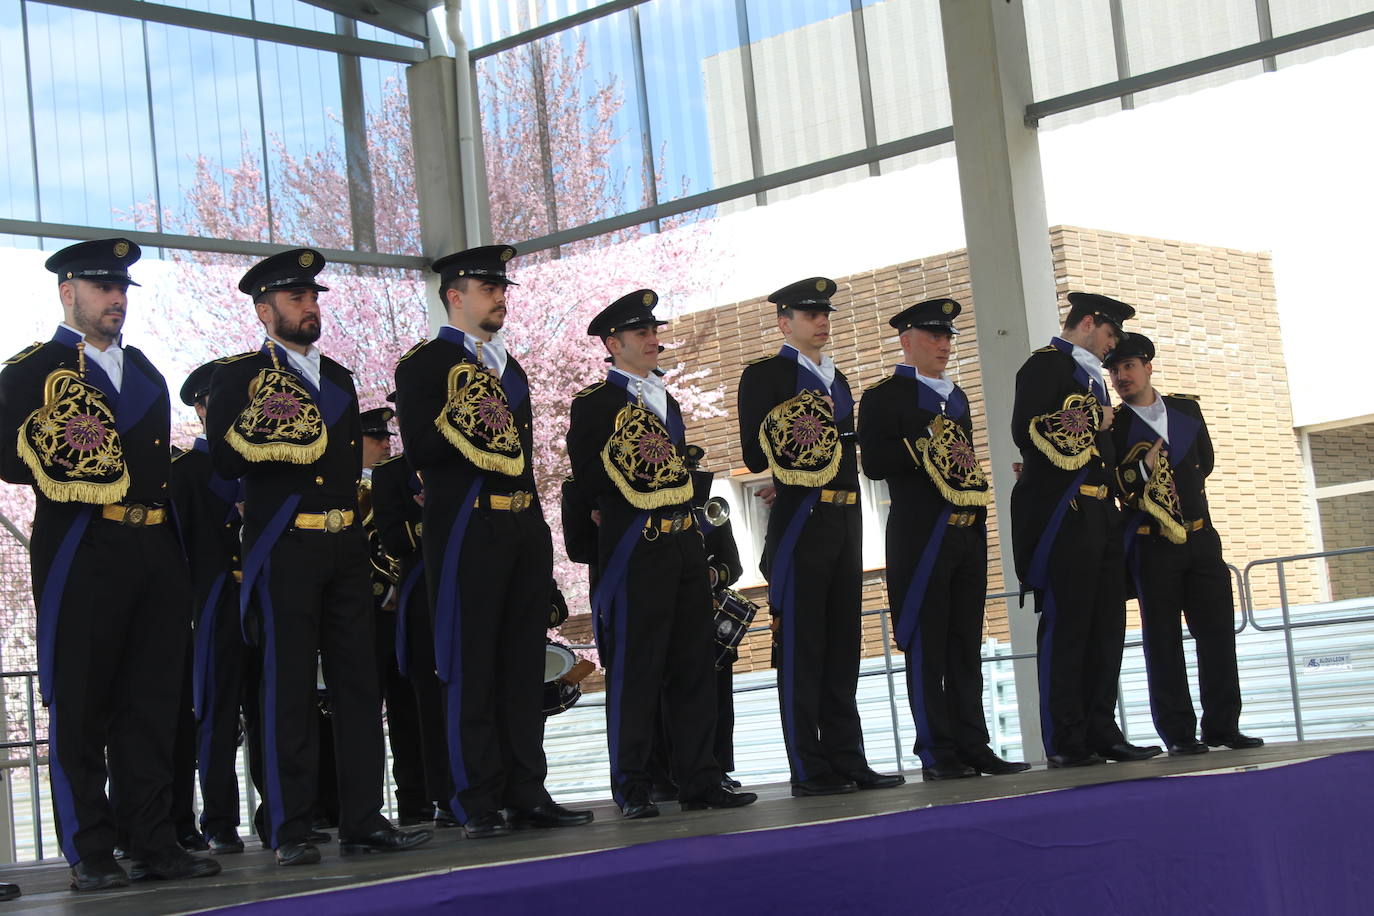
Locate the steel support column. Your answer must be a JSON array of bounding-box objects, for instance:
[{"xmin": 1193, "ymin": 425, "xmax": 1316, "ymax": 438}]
[{"xmin": 939, "ymin": 0, "xmax": 1060, "ymax": 764}]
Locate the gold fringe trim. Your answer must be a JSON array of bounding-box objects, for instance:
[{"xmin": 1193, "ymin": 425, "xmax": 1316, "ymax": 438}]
[
  {"xmin": 225, "ymin": 423, "xmax": 328, "ymax": 465},
  {"xmin": 758, "ymin": 421, "xmax": 841, "ymax": 487},
  {"xmin": 17, "ymin": 434, "xmax": 129, "ymax": 503},
  {"xmin": 601, "ymin": 446, "xmax": 694, "ymax": 509},
  {"xmin": 436, "ymin": 416, "xmax": 526, "ymax": 476},
  {"xmin": 1028, "ymin": 420, "xmax": 1097, "ymax": 470}
]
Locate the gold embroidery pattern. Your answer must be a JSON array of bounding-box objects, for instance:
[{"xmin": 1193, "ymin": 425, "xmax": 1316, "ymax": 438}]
[
  {"xmin": 1122, "ymin": 441, "xmax": 1186, "ymax": 544},
  {"xmin": 758, "ymin": 389, "xmax": 841, "ymax": 487},
  {"xmin": 916, "ymin": 414, "xmax": 989, "ymax": 507},
  {"xmin": 226, "ymin": 368, "xmax": 327, "ymax": 464},
  {"xmin": 18, "ymin": 369, "xmax": 129, "ymax": 503},
  {"xmin": 602, "ymin": 403, "xmax": 692, "ymax": 510},
  {"xmin": 435, "ymin": 362, "xmax": 524, "ymax": 476},
  {"xmin": 1028, "ymin": 391, "xmax": 1101, "ymax": 470}
]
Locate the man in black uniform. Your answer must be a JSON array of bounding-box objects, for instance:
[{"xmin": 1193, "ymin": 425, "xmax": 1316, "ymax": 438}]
[
  {"xmin": 171, "ymin": 361, "xmax": 259, "ymax": 853},
  {"xmin": 1009, "ymin": 291, "xmax": 1161, "ymax": 767},
  {"xmin": 358, "ymin": 406, "xmax": 429, "ymax": 822},
  {"xmin": 1105, "ymin": 334, "xmax": 1263, "ymax": 755},
  {"xmin": 737, "ymin": 277, "xmax": 903, "ymax": 796},
  {"xmin": 206, "ymin": 248, "xmax": 431, "ymax": 866},
  {"xmin": 859, "ymin": 298, "xmax": 1030, "ymax": 781},
  {"xmin": 567, "ymin": 290, "xmax": 757, "ymax": 818},
  {"xmin": 370, "ymin": 406, "xmax": 456, "ymax": 828},
  {"xmin": 394, "ymin": 244, "xmax": 592, "ymax": 838},
  {"xmin": 0, "ymin": 239, "xmax": 220, "ymax": 890}
]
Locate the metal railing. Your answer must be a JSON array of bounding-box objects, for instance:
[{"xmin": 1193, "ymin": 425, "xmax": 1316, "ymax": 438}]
[{"xmin": 3, "ymin": 546, "xmax": 1370, "ymax": 864}]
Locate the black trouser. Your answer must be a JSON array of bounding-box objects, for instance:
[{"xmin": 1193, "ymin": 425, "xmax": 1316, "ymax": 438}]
[
  {"xmin": 767, "ymin": 502, "xmax": 868, "ymax": 784},
  {"xmin": 887, "ymin": 523, "xmax": 990, "ymax": 768},
  {"xmin": 171, "ymin": 649, "xmax": 198, "ymax": 838},
  {"xmin": 399, "ymin": 588, "xmax": 452, "ymax": 810},
  {"xmin": 374, "ymin": 610, "xmax": 427, "ymax": 816},
  {"xmin": 430, "ymin": 508, "xmax": 553, "ymax": 822},
  {"xmin": 255, "ymin": 525, "xmax": 388, "ymax": 847},
  {"xmin": 598, "ymin": 524, "xmax": 720, "ymax": 807},
  {"xmin": 196, "ymin": 581, "xmax": 253, "ymax": 836},
  {"xmin": 41, "ymin": 518, "xmax": 191, "ymax": 865},
  {"xmin": 1033, "ymin": 499, "xmax": 1127, "ymax": 759},
  {"xmin": 647, "ymin": 661, "xmax": 737, "ymax": 785},
  {"xmin": 1131, "ymin": 526, "xmax": 1243, "ymax": 744}
]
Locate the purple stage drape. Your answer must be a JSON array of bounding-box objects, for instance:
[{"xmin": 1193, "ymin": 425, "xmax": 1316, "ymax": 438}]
[{"xmin": 214, "ymin": 750, "xmax": 1373, "ymax": 915}]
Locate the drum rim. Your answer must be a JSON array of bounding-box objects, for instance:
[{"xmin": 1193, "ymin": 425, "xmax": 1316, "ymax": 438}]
[{"xmin": 543, "ymin": 642, "xmax": 576, "ymax": 682}]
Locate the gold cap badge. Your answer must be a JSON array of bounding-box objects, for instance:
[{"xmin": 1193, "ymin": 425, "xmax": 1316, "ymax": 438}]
[
  {"xmin": 113, "ymin": 241, "xmax": 129, "ymax": 258},
  {"xmin": 298, "ymin": 252, "xmax": 314, "ymax": 268},
  {"xmin": 942, "ymin": 302, "xmax": 954, "ymax": 314},
  {"xmin": 642, "ymin": 292, "xmax": 654, "ymax": 305}
]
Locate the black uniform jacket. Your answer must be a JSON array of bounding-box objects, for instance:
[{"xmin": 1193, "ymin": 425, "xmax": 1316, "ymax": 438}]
[
  {"xmin": 1111, "ymin": 394, "xmax": 1214, "ymax": 525},
  {"xmin": 1009, "ymin": 342, "xmax": 1119, "ymax": 587},
  {"xmin": 0, "ymin": 329, "xmax": 174, "ymax": 701}
]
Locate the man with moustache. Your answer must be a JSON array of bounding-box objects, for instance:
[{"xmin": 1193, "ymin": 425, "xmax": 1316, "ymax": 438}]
[
  {"xmin": 0, "ymin": 239, "xmax": 219, "ymax": 890},
  {"xmin": 1009, "ymin": 292, "xmax": 1161, "ymax": 767},
  {"xmin": 859, "ymin": 298, "xmax": 1030, "ymax": 781},
  {"xmin": 394, "ymin": 245, "xmax": 592, "ymax": 837},
  {"xmin": 737, "ymin": 277, "xmax": 902, "ymax": 796},
  {"xmin": 1105, "ymin": 334, "xmax": 1262, "ymax": 755},
  {"xmin": 206, "ymin": 249, "xmax": 431, "ymax": 865},
  {"xmin": 567, "ymin": 290, "xmax": 757, "ymax": 818}
]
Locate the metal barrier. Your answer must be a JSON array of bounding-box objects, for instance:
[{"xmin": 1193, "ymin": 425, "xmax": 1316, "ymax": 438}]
[
  {"xmin": 3, "ymin": 547, "xmax": 1368, "ymax": 864},
  {"xmin": 1243, "ymin": 543, "xmax": 1374, "ymax": 741}
]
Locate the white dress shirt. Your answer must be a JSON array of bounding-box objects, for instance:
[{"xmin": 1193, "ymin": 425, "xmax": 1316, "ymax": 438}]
[
  {"xmin": 611, "ymin": 367, "xmax": 668, "ymax": 423},
  {"xmin": 267, "ymin": 336, "xmax": 322, "ymax": 390},
  {"xmin": 61, "ymin": 323, "xmax": 124, "ymax": 392},
  {"xmin": 452, "ymin": 326, "xmax": 508, "ymax": 377}
]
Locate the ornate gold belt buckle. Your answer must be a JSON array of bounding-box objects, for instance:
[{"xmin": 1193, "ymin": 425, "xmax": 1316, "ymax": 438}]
[
  {"xmin": 325, "ymin": 509, "xmax": 345, "ymax": 533},
  {"xmin": 125, "ymin": 504, "xmax": 147, "ymax": 527},
  {"xmin": 510, "ymin": 491, "xmax": 531, "ymax": 512},
  {"xmin": 831, "ymin": 490, "xmax": 848, "ymax": 505},
  {"xmin": 668, "ymin": 515, "xmax": 685, "ymax": 533}
]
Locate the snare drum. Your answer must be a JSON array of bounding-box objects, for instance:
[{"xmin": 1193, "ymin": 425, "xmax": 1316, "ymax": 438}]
[
  {"xmin": 542, "ymin": 643, "xmax": 595, "ymax": 717},
  {"xmin": 712, "ymin": 587, "xmax": 759, "ymax": 669}
]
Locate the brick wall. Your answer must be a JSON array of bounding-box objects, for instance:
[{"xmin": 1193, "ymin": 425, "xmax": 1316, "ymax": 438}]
[
  {"xmin": 1308, "ymin": 421, "xmax": 1374, "ymax": 602},
  {"xmin": 661, "ymin": 225, "xmax": 1317, "ymax": 674}
]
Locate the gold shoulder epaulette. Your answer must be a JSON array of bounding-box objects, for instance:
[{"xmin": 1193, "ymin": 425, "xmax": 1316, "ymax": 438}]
[
  {"xmin": 746, "ymin": 354, "xmax": 775, "ymax": 365},
  {"xmin": 396, "ymin": 339, "xmax": 428, "ymax": 363},
  {"xmin": 1033, "ymin": 345, "xmax": 1058, "ymax": 353},
  {"xmin": 1169, "ymin": 392, "xmax": 1200, "ymax": 401},
  {"xmin": 214, "ymin": 351, "xmax": 257, "ymax": 364},
  {"xmin": 3, "ymin": 341, "xmax": 43, "ymax": 365},
  {"xmin": 375, "ymin": 453, "xmax": 406, "ymax": 468},
  {"xmin": 170, "ymin": 447, "xmax": 189, "ymax": 462},
  {"xmin": 574, "ymin": 382, "xmax": 604, "ymax": 398},
  {"xmin": 863, "ymin": 375, "xmax": 893, "ymax": 392}
]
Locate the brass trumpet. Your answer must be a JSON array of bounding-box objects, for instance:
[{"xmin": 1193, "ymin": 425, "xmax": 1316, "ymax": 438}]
[{"xmin": 702, "ymin": 496, "xmax": 730, "ymax": 528}]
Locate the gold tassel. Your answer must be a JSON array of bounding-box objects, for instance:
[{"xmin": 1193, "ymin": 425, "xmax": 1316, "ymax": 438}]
[
  {"xmin": 265, "ymin": 338, "xmax": 281, "ymax": 369},
  {"xmin": 435, "ymin": 416, "xmax": 526, "ymax": 476},
  {"xmin": 909, "ymin": 436, "xmax": 991, "ymax": 508},
  {"xmin": 16, "ymin": 434, "xmax": 129, "ymax": 503},
  {"xmin": 76, "ymin": 340, "xmax": 86, "ymax": 377},
  {"xmin": 757, "ymin": 425, "xmax": 841, "ymax": 487},
  {"xmin": 600, "ymin": 446, "xmax": 694, "ymax": 509},
  {"xmin": 1028, "ymin": 419, "xmax": 1098, "ymax": 471}
]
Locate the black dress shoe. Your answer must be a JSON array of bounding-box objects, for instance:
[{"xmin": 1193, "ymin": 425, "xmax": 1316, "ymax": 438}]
[
  {"xmin": 178, "ymin": 830, "xmax": 210, "ymax": 852},
  {"xmin": 0, "ymin": 883, "xmax": 19, "ymax": 901},
  {"xmin": 1167, "ymin": 738, "xmax": 1209, "ymax": 756},
  {"xmin": 619, "ymin": 800, "xmax": 660, "ymax": 820},
  {"xmin": 433, "ymin": 805, "xmax": 461, "ymax": 828},
  {"xmin": 305, "ymin": 828, "xmax": 333, "ymax": 844},
  {"xmin": 1205, "ymin": 732, "xmax": 1265, "ymax": 749},
  {"xmin": 274, "ymin": 842, "xmax": 321, "ymax": 867},
  {"xmin": 920, "ymin": 762, "xmax": 978, "ymax": 782},
  {"xmin": 722, "ymin": 775, "xmax": 742, "ymax": 789},
  {"xmin": 1098, "ymin": 742, "xmax": 1163, "ymax": 762},
  {"xmin": 963, "ymin": 753, "xmax": 1032, "ymax": 776},
  {"xmin": 1047, "ymin": 752, "xmax": 1105, "ymax": 768},
  {"xmin": 207, "ymin": 827, "xmax": 245, "ymax": 854},
  {"xmin": 649, "ymin": 783, "xmax": 680, "ymax": 803},
  {"xmin": 845, "ymin": 768, "xmax": 905, "ymax": 789},
  {"xmin": 128, "ymin": 847, "xmax": 222, "ymax": 881},
  {"xmin": 462, "ymin": 810, "xmax": 511, "ymax": 839},
  {"xmin": 340, "ymin": 824, "xmax": 433, "ymax": 854},
  {"xmin": 680, "ymin": 785, "xmax": 759, "ymax": 810},
  {"xmin": 508, "ymin": 802, "xmax": 595, "ymax": 829},
  {"xmin": 791, "ymin": 774, "xmax": 859, "ymax": 797},
  {"xmin": 69, "ymin": 855, "xmax": 129, "ymax": 891}
]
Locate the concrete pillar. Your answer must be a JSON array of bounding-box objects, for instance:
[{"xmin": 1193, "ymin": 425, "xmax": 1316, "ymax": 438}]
[{"xmin": 940, "ymin": 0, "xmax": 1062, "ymax": 763}]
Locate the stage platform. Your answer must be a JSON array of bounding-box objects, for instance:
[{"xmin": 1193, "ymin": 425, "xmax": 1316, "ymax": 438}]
[{"xmin": 3, "ymin": 736, "xmax": 1371, "ymax": 915}]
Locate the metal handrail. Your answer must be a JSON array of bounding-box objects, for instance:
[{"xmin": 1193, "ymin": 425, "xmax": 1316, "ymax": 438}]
[{"xmin": 1242, "ymin": 542, "xmax": 1374, "ymax": 741}]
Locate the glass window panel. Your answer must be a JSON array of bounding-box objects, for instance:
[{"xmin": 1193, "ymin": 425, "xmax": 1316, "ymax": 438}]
[
  {"xmin": 134, "ymin": 0, "xmax": 254, "ymax": 16},
  {"xmin": 358, "ymin": 57, "xmax": 420, "ymax": 255},
  {"xmin": 1309, "ymin": 423, "xmax": 1374, "ymax": 489},
  {"xmin": 144, "ymin": 23, "xmax": 268, "ymax": 241},
  {"xmin": 475, "ymin": 14, "xmax": 648, "ymax": 241},
  {"xmin": 25, "ymin": 5, "xmax": 158, "ymax": 230},
  {"xmin": 638, "ymin": 0, "xmax": 749, "ymax": 205},
  {"xmin": 1120, "ymin": 0, "xmax": 1263, "ymax": 104},
  {"xmin": 0, "ymin": 0, "xmax": 37, "ymax": 224},
  {"xmin": 744, "ymin": 0, "xmax": 868, "ymax": 201},
  {"xmin": 865, "ymin": 0, "xmax": 952, "ymax": 145},
  {"xmin": 1271, "ymin": 0, "xmax": 1374, "ymax": 68},
  {"xmin": 463, "ymin": 0, "xmax": 608, "ymax": 49},
  {"xmin": 1317, "ymin": 490, "xmax": 1374, "ymax": 602},
  {"xmin": 1024, "ymin": 0, "xmax": 1121, "ymax": 128},
  {"xmin": 253, "ymin": 0, "xmax": 337, "ymax": 33}
]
